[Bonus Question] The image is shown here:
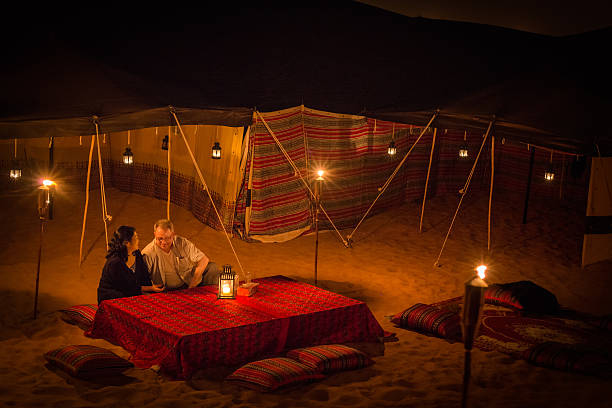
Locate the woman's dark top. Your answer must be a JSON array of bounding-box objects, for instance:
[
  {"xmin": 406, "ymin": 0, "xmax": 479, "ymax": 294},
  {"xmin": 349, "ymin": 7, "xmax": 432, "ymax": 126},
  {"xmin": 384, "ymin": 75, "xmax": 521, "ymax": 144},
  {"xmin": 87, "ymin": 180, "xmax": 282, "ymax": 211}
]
[{"xmin": 97, "ymin": 250, "xmax": 152, "ymax": 304}]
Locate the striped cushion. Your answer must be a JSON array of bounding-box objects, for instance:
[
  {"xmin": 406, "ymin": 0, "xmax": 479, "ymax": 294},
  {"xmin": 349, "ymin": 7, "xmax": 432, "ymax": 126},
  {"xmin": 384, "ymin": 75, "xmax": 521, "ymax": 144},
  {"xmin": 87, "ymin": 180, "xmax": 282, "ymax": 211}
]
[
  {"xmin": 522, "ymin": 342, "xmax": 611, "ymax": 376},
  {"xmin": 485, "ymin": 285, "xmax": 523, "ymax": 310},
  {"xmin": 286, "ymin": 344, "xmax": 373, "ymax": 373},
  {"xmin": 226, "ymin": 357, "xmax": 324, "ymax": 392},
  {"xmin": 392, "ymin": 303, "xmax": 461, "ymax": 339},
  {"xmin": 44, "ymin": 345, "xmax": 133, "ymax": 378},
  {"xmin": 60, "ymin": 304, "xmax": 98, "ymax": 331}
]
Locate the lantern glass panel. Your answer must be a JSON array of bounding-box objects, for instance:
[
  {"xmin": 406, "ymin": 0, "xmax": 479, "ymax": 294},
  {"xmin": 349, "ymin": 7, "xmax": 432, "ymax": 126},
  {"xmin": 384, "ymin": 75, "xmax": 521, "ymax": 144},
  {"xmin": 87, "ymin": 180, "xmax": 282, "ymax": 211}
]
[
  {"xmin": 387, "ymin": 141, "xmax": 396, "ymax": 156},
  {"xmin": 123, "ymin": 147, "xmax": 134, "ymax": 165},
  {"xmin": 218, "ymin": 265, "xmax": 236, "ymax": 299},
  {"xmin": 9, "ymin": 169, "xmax": 22, "ymax": 179}
]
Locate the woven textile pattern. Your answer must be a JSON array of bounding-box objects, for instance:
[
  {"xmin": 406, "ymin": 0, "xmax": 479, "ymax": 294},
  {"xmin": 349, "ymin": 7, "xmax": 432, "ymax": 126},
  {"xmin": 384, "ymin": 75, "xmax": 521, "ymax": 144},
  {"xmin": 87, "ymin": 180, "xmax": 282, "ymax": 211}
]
[
  {"xmin": 287, "ymin": 344, "xmax": 373, "ymax": 373},
  {"xmin": 226, "ymin": 357, "xmax": 324, "ymax": 392},
  {"xmin": 392, "ymin": 303, "xmax": 461, "ymax": 339},
  {"xmin": 60, "ymin": 304, "xmax": 99, "ymax": 331},
  {"xmin": 484, "ymin": 285, "xmax": 524, "ymax": 310},
  {"xmin": 86, "ymin": 275, "xmax": 384, "ymax": 379},
  {"xmin": 44, "ymin": 345, "xmax": 133, "ymax": 378},
  {"xmin": 522, "ymin": 341, "xmax": 611, "ymax": 375}
]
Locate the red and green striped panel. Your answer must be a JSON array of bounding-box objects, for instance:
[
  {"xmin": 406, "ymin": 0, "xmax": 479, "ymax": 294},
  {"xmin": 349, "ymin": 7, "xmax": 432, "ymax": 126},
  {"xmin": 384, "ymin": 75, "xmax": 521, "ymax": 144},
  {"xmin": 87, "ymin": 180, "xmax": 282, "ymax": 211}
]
[
  {"xmin": 287, "ymin": 344, "xmax": 373, "ymax": 373},
  {"xmin": 226, "ymin": 357, "xmax": 324, "ymax": 392}
]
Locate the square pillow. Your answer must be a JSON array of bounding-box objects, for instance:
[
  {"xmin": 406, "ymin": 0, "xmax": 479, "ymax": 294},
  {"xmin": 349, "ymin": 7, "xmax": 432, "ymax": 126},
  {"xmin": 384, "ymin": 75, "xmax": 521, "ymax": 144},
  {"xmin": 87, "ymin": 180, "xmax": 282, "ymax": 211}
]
[
  {"xmin": 60, "ymin": 304, "xmax": 98, "ymax": 331},
  {"xmin": 522, "ymin": 342, "xmax": 611, "ymax": 376},
  {"xmin": 391, "ymin": 303, "xmax": 461, "ymax": 340},
  {"xmin": 286, "ymin": 344, "xmax": 373, "ymax": 373},
  {"xmin": 485, "ymin": 281, "xmax": 559, "ymax": 314},
  {"xmin": 44, "ymin": 345, "xmax": 133, "ymax": 378},
  {"xmin": 226, "ymin": 357, "xmax": 324, "ymax": 392}
]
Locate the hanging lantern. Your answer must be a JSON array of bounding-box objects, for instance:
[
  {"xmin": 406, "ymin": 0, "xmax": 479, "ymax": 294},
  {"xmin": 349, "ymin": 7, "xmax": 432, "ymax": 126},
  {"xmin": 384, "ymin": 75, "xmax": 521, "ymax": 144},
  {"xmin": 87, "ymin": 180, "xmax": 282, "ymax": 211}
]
[
  {"xmin": 212, "ymin": 142, "xmax": 222, "ymax": 159},
  {"xmin": 544, "ymin": 152, "xmax": 555, "ymax": 181},
  {"xmin": 218, "ymin": 265, "xmax": 236, "ymax": 299},
  {"xmin": 122, "ymin": 147, "xmax": 134, "ymax": 165},
  {"xmin": 161, "ymin": 135, "xmax": 169, "ymax": 150},
  {"xmin": 387, "ymin": 140, "xmax": 397, "ymax": 156},
  {"xmin": 9, "ymin": 160, "xmax": 22, "ymax": 180},
  {"xmin": 459, "ymin": 131, "xmax": 469, "ymax": 158}
]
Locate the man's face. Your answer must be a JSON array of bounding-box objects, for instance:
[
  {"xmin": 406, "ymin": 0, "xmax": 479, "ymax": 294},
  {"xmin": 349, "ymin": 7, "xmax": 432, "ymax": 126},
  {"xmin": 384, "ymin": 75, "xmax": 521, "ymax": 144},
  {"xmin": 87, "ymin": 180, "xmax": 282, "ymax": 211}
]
[{"xmin": 154, "ymin": 227, "xmax": 174, "ymax": 252}]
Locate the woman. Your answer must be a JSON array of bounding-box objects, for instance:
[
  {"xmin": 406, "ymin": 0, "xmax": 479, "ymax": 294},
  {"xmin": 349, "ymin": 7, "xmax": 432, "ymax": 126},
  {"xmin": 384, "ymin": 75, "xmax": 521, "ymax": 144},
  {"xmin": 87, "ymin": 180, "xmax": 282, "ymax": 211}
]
[{"xmin": 97, "ymin": 226, "xmax": 164, "ymax": 304}]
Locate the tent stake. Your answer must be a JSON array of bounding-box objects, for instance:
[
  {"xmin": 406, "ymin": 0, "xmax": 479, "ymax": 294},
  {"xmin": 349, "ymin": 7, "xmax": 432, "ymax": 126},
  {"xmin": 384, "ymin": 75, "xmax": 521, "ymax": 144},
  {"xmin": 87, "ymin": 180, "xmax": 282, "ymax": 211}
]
[
  {"xmin": 522, "ymin": 147, "xmax": 535, "ymax": 224},
  {"xmin": 79, "ymin": 135, "xmax": 96, "ymax": 266},
  {"xmin": 34, "ymin": 219, "xmax": 45, "ymax": 319},
  {"xmin": 488, "ymin": 135, "xmax": 495, "ymax": 251},
  {"xmin": 434, "ymin": 121, "xmax": 494, "ymax": 267},
  {"xmin": 419, "ymin": 128, "xmax": 437, "ymax": 233}
]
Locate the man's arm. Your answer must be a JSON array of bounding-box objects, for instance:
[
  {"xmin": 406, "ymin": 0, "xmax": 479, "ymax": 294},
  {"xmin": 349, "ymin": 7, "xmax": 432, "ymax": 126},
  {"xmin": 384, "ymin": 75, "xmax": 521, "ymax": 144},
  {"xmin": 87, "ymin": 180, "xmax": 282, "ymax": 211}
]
[{"xmin": 188, "ymin": 253, "xmax": 210, "ymax": 288}]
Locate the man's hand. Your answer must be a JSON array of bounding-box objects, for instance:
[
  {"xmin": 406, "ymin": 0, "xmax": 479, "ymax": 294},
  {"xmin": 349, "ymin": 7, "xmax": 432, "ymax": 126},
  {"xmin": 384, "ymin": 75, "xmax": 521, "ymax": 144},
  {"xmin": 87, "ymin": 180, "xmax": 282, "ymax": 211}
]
[{"xmin": 188, "ymin": 256, "xmax": 209, "ymax": 288}]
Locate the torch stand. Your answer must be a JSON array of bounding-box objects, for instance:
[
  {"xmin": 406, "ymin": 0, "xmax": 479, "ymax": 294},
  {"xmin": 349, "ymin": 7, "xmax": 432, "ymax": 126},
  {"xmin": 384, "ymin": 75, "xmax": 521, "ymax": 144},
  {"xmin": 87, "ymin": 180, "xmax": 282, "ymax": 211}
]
[
  {"xmin": 313, "ymin": 179, "xmax": 321, "ymax": 287},
  {"xmin": 461, "ymin": 276, "xmax": 487, "ymax": 408},
  {"xmin": 34, "ymin": 184, "xmax": 52, "ymax": 319},
  {"xmin": 34, "ymin": 219, "xmax": 46, "ymax": 319}
]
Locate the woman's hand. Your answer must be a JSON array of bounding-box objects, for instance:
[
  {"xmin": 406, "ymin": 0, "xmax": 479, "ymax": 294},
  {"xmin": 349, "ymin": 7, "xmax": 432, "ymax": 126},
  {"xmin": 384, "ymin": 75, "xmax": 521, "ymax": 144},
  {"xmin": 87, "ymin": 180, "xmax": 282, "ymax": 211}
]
[{"xmin": 151, "ymin": 284, "xmax": 165, "ymax": 292}]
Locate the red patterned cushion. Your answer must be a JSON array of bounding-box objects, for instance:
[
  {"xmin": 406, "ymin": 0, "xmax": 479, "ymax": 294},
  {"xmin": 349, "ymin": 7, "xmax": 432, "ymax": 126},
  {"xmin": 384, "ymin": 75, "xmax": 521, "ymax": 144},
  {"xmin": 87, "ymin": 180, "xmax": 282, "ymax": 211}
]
[
  {"xmin": 522, "ymin": 342, "xmax": 611, "ymax": 376},
  {"xmin": 485, "ymin": 285, "xmax": 523, "ymax": 310},
  {"xmin": 287, "ymin": 344, "xmax": 373, "ymax": 373},
  {"xmin": 392, "ymin": 303, "xmax": 461, "ymax": 339},
  {"xmin": 44, "ymin": 345, "xmax": 133, "ymax": 378},
  {"xmin": 226, "ymin": 357, "xmax": 324, "ymax": 392},
  {"xmin": 60, "ymin": 304, "xmax": 98, "ymax": 331}
]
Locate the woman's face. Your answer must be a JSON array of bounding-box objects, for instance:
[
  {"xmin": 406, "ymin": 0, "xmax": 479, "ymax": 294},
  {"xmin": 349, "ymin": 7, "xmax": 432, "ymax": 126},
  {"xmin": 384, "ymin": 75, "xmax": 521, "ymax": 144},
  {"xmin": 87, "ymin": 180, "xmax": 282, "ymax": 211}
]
[{"xmin": 127, "ymin": 231, "xmax": 139, "ymax": 251}]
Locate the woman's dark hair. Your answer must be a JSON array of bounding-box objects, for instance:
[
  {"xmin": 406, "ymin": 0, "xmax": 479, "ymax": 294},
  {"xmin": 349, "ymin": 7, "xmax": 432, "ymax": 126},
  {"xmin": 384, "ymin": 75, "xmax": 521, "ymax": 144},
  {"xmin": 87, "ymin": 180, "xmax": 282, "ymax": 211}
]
[{"xmin": 106, "ymin": 226, "xmax": 136, "ymax": 261}]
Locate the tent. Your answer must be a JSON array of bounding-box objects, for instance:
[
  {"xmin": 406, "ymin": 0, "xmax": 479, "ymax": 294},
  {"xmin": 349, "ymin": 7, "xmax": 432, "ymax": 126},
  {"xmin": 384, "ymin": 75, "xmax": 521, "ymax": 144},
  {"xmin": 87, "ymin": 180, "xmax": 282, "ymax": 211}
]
[{"xmin": 0, "ymin": 2, "xmax": 609, "ymax": 262}]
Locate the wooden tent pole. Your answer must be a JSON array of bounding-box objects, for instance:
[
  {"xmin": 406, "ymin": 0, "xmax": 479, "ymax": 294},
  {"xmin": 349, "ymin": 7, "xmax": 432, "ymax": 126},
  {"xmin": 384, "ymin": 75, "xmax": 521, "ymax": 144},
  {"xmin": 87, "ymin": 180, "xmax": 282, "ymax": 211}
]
[
  {"xmin": 434, "ymin": 121, "xmax": 493, "ymax": 267},
  {"xmin": 559, "ymin": 155, "xmax": 566, "ymax": 200},
  {"xmin": 79, "ymin": 135, "xmax": 96, "ymax": 265},
  {"xmin": 488, "ymin": 135, "xmax": 495, "ymax": 251},
  {"xmin": 171, "ymin": 109, "xmax": 246, "ymax": 276},
  {"xmin": 419, "ymin": 128, "xmax": 437, "ymax": 233},
  {"xmin": 522, "ymin": 147, "xmax": 536, "ymax": 224},
  {"xmin": 167, "ymin": 125, "xmax": 171, "ymax": 220},
  {"xmin": 348, "ymin": 111, "xmax": 438, "ymax": 243},
  {"xmin": 95, "ymin": 126, "xmax": 109, "ymax": 249}
]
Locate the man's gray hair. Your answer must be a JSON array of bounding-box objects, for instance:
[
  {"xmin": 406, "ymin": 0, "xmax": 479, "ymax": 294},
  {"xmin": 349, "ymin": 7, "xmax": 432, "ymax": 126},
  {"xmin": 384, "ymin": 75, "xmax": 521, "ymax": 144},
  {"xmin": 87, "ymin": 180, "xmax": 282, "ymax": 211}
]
[{"xmin": 154, "ymin": 219, "xmax": 174, "ymax": 232}]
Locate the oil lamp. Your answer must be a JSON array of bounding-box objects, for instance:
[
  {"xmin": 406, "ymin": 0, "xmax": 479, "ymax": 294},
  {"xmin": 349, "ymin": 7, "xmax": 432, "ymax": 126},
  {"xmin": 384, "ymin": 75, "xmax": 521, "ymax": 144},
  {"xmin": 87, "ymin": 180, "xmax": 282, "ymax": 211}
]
[
  {"xmin": 122, "ymin": 147, "xmax": 134, "ymax": 165},
  {"xmin": 387, "ymin": 140, "xmax": 397, "ymax": 156},
  {"xmin": 212, "ymin": 142, "xmax": 222, "ymax": 159}
]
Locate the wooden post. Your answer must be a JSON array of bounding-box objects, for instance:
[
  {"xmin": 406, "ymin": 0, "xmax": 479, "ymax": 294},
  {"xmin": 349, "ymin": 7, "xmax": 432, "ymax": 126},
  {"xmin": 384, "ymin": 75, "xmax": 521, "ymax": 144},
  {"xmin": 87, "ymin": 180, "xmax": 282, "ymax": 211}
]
[
  {"xmin": 522, "ymin": 147, "xmax": 536, "ymax": 224},
  {"xmin": 48, "ymin": 137, "xmax": 54, "ymax": 219},
  {"xmin": 419, "ymin": 128, "xmax": 437, "ymax": 233},
  {"xmin": 488, "ymin": 135, "xmax": 495, "ymax": 251},
  {"xmin": 167, "ymin": 126, "xmax": 172, "ymax": 220}
]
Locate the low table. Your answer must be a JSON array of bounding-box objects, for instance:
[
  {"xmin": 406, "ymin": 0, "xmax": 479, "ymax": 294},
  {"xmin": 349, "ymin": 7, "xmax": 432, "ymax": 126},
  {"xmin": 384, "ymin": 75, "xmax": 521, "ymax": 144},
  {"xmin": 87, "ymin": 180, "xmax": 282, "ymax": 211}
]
[{"xmin": 86, "ymin": 275, "xmax": 384, "ymax": 379}]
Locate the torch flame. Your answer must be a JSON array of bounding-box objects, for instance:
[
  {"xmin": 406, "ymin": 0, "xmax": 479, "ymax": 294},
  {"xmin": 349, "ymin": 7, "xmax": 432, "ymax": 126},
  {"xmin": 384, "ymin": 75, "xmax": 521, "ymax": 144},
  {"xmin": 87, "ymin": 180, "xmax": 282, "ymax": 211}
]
[
  {"xmin": 42, "ymin": 179, "xmax": 56, "ymax": 186},
  {"xmin": 317, "ymin": 170, "xmax": 324, "ymax": 178},
  {"xmin": 476, "ymin": 265, "xmax": 487, "ymax": 280}
]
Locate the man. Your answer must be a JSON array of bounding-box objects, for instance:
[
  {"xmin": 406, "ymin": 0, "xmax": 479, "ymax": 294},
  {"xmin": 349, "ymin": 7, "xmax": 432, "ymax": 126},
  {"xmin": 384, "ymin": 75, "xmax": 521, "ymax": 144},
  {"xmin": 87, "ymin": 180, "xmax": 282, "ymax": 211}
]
[{"xmin": 142, "ymin": 219, "xmax": 221, "ymax": 290}]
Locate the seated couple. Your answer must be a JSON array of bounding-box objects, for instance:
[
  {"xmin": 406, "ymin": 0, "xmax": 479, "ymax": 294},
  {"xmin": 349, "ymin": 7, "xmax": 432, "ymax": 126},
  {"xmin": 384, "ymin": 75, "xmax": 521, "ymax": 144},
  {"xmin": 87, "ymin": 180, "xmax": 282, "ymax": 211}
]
[{"xmin": 97, "ymin": 219, "xmax": 221, "ymax": 304}]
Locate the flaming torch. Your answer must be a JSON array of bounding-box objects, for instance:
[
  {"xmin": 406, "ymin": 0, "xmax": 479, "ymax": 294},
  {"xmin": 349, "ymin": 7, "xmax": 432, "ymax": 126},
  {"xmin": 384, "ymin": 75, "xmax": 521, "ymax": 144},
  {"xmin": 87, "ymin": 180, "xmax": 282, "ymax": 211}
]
[
  {"xmin": 34, "ymin": 179, "xmax": 56, "ymax": 319},
  {"xmin": 461, "ymin": 264, "xmax": 488, "ymax": 408}
]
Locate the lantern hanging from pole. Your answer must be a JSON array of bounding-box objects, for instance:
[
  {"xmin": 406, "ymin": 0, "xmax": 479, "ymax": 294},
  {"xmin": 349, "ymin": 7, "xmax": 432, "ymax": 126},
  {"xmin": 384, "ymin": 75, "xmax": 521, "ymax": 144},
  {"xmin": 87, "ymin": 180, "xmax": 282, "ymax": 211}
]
[
  {"xmin": 161, "ymin": 135, "xmax": 169, "ymax": 150},
  {"xmin": 387, "ymin": 140, "xmax": 397, "ymax": 156},
  {"xmin": 9, "ymin": 161, "xmax": 22, "ymax": 180},
  {"xmin": 122, "ymin": 147, "xmax": 134, "ymax": 165},
  {"xmin": 459, "ymin": 131, "xmax": 469, "ymax": 158},
  {"xmin": 212, "ymin": 142, "xmax": 222, "ymax": 159},
  {"xmin": 218, "ymin": 265, "xmax": 236, "ymax": 299},
  {"xmin": 544, "ymin": 152, "xmax": 555, "ymax": 181}
]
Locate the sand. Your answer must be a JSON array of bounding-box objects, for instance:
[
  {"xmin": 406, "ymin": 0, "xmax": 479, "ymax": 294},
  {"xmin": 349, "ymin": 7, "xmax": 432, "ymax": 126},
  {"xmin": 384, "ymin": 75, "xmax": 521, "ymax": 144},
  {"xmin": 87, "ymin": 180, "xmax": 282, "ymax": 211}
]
[{"xmin": 1, "ymin": 185, "xmax": 611, "ymax": 408}]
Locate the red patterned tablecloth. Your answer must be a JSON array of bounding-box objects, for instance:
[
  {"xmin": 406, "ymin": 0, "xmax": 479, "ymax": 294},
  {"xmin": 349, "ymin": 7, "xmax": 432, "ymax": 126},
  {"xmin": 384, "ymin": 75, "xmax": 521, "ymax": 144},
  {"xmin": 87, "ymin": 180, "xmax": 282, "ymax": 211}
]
[{"xmin": 86, "ymin": 275, "xmax": 384, "ymax": 379}]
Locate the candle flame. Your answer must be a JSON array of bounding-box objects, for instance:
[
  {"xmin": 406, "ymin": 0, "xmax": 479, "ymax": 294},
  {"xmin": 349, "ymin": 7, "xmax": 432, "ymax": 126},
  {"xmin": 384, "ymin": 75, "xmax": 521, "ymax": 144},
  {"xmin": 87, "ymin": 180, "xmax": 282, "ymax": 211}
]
[
  {"xmin": 222, "ymin": 284, "xmax": 231, "ymax": 294},
  {"xmin": 476, "ymin": 265, "xmax": 487, "ymax": 279}
]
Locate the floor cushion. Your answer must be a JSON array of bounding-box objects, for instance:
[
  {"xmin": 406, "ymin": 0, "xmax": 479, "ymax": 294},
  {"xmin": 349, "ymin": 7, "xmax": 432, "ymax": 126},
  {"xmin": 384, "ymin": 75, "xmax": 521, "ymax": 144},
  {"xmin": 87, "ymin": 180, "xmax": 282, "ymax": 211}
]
[
  {"xmin": 391, "ymin": 303, "xmax": 461, "ymax": 340},
  {"xmin": 60, "ymin": 304, "xmax": 98, "ymax": 331},
  {"xmin": 44, "ymin": 345, "xmax": 133, "ymax": 378},
  {"xmin": 287, "ymin": 344, "xmax": 373, "ymax": 373},
  {"xmin": 522, "ymin": 341, "xmax": 611, "ymax": 376},
  {"xmin": 486, "ymin": 281, "xmax": 559, "ymax": 314},
  {"xmin": 226, "ymin": 357, "xmax": 324, "ymax": 392}
]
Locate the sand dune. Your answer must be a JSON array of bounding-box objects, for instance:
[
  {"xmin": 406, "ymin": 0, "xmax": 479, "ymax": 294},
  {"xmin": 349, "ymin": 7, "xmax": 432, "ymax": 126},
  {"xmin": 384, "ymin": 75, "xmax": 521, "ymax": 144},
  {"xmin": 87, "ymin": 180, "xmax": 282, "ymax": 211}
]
[{"xmin": 1, "ymin": 186, "xmax": 610, "ymax": 408}]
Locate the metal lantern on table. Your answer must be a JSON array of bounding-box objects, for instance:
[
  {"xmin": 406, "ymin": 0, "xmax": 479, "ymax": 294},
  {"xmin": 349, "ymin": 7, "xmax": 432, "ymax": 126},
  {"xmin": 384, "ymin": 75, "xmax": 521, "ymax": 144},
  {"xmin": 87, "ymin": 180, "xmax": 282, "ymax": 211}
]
[{"xmin": 218, "ymin": 265, "xmax": 237, "ymax": 299}]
